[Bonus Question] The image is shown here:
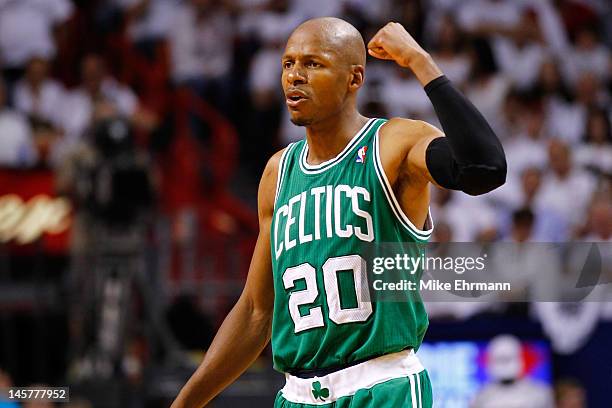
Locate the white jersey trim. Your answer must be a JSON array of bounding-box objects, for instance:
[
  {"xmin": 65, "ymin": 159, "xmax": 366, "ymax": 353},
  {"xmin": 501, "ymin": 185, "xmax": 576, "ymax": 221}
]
[
  {"xmin": 298, "ymin": 118, "xmax": 376, "ymax": 175},
  {"xmin": 373, "ymin": 125, "xmax": 434, "ymax": 241},
  {"xmin": 274, "ymin": 143, "xmax": 295, "ymax": 206},
  {"xmin": 280, "ymin": 349, "xmax": 424, "ymax": 405}
]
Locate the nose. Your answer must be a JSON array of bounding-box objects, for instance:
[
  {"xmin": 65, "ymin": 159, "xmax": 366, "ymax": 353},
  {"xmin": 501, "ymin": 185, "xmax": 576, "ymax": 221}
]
[{"xmin": 287, "ymin": 64, "xmax": 307, "ymax": 85}]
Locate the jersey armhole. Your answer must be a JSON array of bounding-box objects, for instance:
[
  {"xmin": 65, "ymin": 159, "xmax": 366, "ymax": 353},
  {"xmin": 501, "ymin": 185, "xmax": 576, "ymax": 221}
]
[
  {"xmin": 274, "ymin": 143, "xmax": 294, "ymax": 207},
  {"xmin": 373, "ymin": 127, "xmax": 434, "ymax": 242}
]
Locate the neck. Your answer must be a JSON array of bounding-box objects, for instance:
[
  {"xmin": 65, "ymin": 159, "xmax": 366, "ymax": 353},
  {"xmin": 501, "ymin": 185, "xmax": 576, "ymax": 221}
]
[
  {"xmin": 29, "ymin": 80, "xmax": 43, "ymax": 93},
  {"xmin": 304, "ymin": 109, "xmax": 368, "ymax": 165}
]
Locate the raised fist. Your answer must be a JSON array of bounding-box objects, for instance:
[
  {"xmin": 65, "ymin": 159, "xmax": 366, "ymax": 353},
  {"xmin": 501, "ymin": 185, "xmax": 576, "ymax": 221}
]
[{"xmin": 367, "ymin": 22, "xmax": 429, "ymax": 69}]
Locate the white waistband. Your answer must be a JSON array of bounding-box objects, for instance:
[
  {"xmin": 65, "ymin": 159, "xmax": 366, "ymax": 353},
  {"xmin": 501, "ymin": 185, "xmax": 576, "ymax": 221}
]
[{"xmin": 280, "ymin": 350, "xmax": 424, "ymax": 405}]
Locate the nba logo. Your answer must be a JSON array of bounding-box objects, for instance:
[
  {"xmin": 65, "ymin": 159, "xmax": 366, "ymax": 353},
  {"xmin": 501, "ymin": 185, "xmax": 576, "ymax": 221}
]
[{"xmin": 356, "ymin": 146, "xmax": 368, "ymax": 163}]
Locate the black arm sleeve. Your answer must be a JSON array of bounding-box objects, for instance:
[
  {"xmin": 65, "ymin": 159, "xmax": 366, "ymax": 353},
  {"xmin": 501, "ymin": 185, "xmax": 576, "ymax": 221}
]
[{"xmin": 424, "ymin": 75, "xmax": 507, "ymax": 196}]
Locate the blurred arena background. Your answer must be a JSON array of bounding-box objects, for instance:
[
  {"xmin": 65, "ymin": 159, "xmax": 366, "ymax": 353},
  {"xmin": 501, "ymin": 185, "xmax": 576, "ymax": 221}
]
[{"xmin": 0, "ymin": 0, "xmax": 610, "ymax": 407}]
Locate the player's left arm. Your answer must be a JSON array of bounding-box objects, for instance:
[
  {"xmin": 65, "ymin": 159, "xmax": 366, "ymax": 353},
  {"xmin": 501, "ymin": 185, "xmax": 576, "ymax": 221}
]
[{"xmin": 368, "ymin": 22, "xmax": 507, "ymax": 196}]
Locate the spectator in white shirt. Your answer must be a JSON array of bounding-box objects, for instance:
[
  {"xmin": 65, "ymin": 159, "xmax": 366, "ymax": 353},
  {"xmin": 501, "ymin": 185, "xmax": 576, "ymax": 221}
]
[
  {"xmin": 492, "ymin": 11, "xmax": 546, "ymax": 91},
  {"xmin": 495, "ymin": 167, "xmax": 569, "ymax": 242},
  {"xmin": 534, "ymin": 58, "xmax": 573, "ymax": 103},
  {"xmin": 430, "ymin": 187, "xmax": 498, "ymax": 242},
  {"xmin": 533, "ymin": 57, "xmax": 584, "ymax": 146},
  {"xmin": 238, "ymin": 0, "xmax": 301, "ymax": 46},
  {"xmin": 61, "ymin": 54, "xmax": 138, "ymax": 142},
  {"xmin": 494, "ymin": 89, "xmax": 524, "ymax": 142},
  {"xmin": 563, "ymin": 25, "xmax": 611, "ymax": 85},
  {"xmin": 13, "ymin": 57, "xmax": 67, "ymax": 129},
  {"xmin": 378, "ymin": 66, "xmax": 433, "ymax": 122},
  {"xmin": 574, "ymin": 108, "xmax": 612, "ymax": 176},
  {"xmin": 115, "ymin": 0, "xmax": 179, "ymax": 44},
  {"xmin": 530, "ymin": 0, "xmax": 569, "ymax": 55},
  {"xmin": 243, "ymin": 1, "xmax": 294, "ymax": 175},
  {"xmin": 457, "ymin": 0, "xmax": 524, "ymax": 36},
  {"xmin": 430, "ymin": 15, "xmax": 472, "ymax": 87},
  {"xmin": 536, "ymin": 139, "xmax": 597, "ymax": 229},
  {"xmin": 0, "ymin": 79, "xmax": 37, "ymax": 167},
  {"xmin": 0, "ymin": 0, "xmax": 74, "ymax": 75},
  {"xmin": 503, "ymin": 104, "xmax": 550, "ymax": 181},
  {"xmin": 547, "ymin": 70, "xmax": 610, "ymax": 146},
  {"xmin": 581, "ymin": 194, "xmax": 611, "ymax": 242},
  {"xmin": 464, "ymin": 38, "xmax": 511, "ymax": 135},
  {"xmin": 168, "ymin": 0, "xmax": 234, "ymax": 111}
]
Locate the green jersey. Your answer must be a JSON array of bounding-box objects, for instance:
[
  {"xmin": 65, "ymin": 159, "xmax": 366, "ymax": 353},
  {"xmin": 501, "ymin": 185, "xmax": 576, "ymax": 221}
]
[{"xmin": 270, "ymin": 118, "xmax": 432, "ymax": 373}]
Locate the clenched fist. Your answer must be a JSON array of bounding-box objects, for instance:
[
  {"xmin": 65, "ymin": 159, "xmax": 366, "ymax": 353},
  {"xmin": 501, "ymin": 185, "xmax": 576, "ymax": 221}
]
[{"xmin": 368, "ymin": 22, "xmax": 443, "ymax": 86}]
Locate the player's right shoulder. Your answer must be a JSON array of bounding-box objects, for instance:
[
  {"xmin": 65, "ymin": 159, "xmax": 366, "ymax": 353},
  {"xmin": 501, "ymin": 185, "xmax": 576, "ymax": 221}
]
[
  {"xmin": 258, "ymin": 147, "xmax": 289, "ymax": 219},
  {"xmin": 262, "ymin": 148, "xmax": 287, "ymax": 182},
  {"xmin": 261, "ymin": 147, "xmax": 289, "ymax": 194}
]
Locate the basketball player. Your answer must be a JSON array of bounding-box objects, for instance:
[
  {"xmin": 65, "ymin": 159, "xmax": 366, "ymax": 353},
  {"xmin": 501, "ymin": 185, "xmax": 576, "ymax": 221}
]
[{"xmin": 171, "ymin": 18, "xmax": 506, "ymax": 407}]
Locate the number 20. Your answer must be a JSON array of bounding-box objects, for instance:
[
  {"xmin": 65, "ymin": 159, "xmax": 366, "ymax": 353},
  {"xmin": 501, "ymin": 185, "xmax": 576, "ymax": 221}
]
[{"xmin": 282, "ymin": 254, "xmax": 373, "ymax": 333}]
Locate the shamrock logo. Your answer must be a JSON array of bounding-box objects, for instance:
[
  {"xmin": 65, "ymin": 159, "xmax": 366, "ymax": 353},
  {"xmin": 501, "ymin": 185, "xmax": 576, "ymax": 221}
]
[{"xmin": 311, "ymin": 381, "xmax": 330, "ymax": 401}]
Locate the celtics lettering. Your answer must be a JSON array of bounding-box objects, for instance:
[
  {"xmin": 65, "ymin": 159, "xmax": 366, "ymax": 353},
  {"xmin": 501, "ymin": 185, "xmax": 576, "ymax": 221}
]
[{"xmin": 274, "ymin": 184, "xmax": 374, "ymax": 259}]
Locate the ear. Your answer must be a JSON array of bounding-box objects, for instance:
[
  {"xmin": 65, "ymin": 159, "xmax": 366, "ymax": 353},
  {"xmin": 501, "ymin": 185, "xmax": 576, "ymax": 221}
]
[{"xmin": 348, "ymin": 65, "xmax": 365, "ymax": 91}]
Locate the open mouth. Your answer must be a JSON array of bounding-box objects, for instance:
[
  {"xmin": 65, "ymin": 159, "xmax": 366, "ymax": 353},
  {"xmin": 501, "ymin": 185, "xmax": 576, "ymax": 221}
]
[{"xmin": 286, "ymin": 90, "xmax": 308, "ymax": 107}]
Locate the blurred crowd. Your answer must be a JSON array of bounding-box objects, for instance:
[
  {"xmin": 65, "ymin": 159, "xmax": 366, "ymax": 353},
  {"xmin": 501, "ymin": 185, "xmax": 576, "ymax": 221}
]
[
  {"xmin": 0, "ymin": 0, "xmax": 611, "ymax": 406},
  {"xmin": 0, "ymin": 0, "xmax": 610, "ymax": 240}
]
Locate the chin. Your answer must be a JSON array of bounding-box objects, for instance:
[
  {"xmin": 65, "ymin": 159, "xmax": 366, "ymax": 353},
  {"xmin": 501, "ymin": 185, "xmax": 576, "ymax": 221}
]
[{"xmin": 290, "ymin": 116, "xmax": 313, "ymax": 127}]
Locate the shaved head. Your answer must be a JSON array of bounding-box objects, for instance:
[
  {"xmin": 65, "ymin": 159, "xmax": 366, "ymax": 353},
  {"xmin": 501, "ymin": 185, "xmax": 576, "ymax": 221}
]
[
  {"xmin": 282, "ymin": 17, "xmax": 366, "ymax": 127},
  {"xmin": 288, "ymin": 17, "xmax": 366, "ymax": 67}
]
